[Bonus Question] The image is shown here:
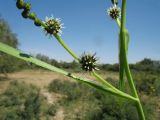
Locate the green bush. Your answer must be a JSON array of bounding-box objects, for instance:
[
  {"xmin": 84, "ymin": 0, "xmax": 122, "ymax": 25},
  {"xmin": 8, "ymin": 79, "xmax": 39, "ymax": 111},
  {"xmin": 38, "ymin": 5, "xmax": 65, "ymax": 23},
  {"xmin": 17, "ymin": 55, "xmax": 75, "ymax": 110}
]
[
  {"xmin": 48, "ymin": 80, "xmax": 84, "ymax": 101},
  {"xmin": 46, "ymin": 104, "xmax": 57, "ymax": 116},
  {"xmin": 0, "ymin": 81, "xmax": 56, "ymax": 120},
  {"xmin": 21, "ymin": 92, "xmax": 41, "ymax": 120},
  {"xmin": 48, "ymin": 78, "xmax": 158, "ymax": 120},
  {"xmin": 133, "ymin": 72, "xmax": 160, "ymax": 96}
]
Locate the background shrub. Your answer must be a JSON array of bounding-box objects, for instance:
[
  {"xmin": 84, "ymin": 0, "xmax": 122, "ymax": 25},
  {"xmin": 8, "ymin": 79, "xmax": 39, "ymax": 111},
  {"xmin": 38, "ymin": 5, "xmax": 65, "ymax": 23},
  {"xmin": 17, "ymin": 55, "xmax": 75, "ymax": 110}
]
[
  {"xmin": 48, "ymin": 77, "xmax": 159, "ymax": 120},
  {"xmin": 0, "ymin": 81, "xmax": 56, "ymax": 120}
]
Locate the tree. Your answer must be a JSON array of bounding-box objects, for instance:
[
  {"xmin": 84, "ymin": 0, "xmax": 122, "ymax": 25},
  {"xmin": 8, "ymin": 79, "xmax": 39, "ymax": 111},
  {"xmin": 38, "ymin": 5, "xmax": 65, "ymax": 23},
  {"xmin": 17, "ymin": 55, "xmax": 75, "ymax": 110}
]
[
  {"xmin": 0, "ymin": 18, "xmax": 18, "ymax": 48},
  {"xmin": 0, "ymin": 17, "xmax": 19, "ymax": 75}
]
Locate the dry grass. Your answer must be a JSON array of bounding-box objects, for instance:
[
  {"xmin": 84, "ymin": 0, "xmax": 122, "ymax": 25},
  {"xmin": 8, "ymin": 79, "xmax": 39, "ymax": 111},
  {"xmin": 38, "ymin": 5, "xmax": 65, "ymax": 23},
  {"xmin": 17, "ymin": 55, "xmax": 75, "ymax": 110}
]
[
  {"xmin": 0, "ymin": 69, "xmax": 70, "ymax": 88},
  {"xmin": 0, "ymin": 69, "xmax": 118, "ymax": 89}
]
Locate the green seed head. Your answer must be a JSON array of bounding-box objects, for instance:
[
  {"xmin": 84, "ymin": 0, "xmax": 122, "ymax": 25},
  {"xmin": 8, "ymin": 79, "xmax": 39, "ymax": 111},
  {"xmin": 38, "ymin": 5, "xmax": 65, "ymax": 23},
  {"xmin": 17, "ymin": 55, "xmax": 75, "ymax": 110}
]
[
  {"xmin": 80, "ymin": 53, "xmax": 98, "ymax": 71},
  {"xmin": 44, "ymin": 16, "xmax": 64, "ymax": 35},
  {"xmin": 16, "ymin": 0, "xmax": 24, "ymax": 9},
  {"xmin": 21, "ymin": 10, "xmax": 29, "ymax": 18},
  {"xmin": 107, "ymin": 5, "xmax": 121, "ymax": 19},
  {"xmin": 24, "ymin": 3, "xmax": 31, "ymax": 11}
]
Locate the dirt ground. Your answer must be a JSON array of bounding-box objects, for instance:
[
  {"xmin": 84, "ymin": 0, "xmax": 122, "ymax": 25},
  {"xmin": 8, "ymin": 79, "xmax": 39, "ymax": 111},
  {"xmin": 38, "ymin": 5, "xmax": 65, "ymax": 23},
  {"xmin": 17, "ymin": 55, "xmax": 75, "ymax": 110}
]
[{"xmin": 0, "ymin": 69, "xmax": 118, "ymax": 90}]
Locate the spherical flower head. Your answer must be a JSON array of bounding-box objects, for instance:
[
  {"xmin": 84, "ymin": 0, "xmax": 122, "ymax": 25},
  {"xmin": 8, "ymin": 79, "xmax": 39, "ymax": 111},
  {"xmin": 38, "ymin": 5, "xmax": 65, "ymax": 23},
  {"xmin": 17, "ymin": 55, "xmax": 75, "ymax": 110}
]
[
  {"xmin": 80, "ymin": 53, "xmax": 99, "ymax": 72},
  {"xmin": 44, "ymin": 16, "xmax": 64, "ymax": 35},
  {"xmin": 107, "ymin": 5, "xmax": 121, "ymax": 19}
]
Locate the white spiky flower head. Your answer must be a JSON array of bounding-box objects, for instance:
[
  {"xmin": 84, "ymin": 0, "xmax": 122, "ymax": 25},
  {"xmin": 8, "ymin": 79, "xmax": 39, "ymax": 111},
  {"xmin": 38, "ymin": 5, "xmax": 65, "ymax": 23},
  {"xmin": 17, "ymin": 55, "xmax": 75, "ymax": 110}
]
[
  {"xmin": 107, "ymin": 5, "xmax": 121, "ymax": 20},
  {"xmin": 79, "ymin": 52, "xmax": 99, "ymax": 71},
  {"xmin": 43, "ymin": 15, "xmax": 64, "ymax": 36}
]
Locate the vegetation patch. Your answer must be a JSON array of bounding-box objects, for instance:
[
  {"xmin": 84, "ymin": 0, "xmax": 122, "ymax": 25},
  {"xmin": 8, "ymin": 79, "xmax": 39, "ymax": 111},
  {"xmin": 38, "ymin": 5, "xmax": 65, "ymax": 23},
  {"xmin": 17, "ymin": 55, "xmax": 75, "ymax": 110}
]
[
  {"xmin": 48, "ymin": 76, "xmax": 160, "ymax": 120},
  {"xmin": 0, "ymin": 81, "xmax": 57, "ymax": 120}
]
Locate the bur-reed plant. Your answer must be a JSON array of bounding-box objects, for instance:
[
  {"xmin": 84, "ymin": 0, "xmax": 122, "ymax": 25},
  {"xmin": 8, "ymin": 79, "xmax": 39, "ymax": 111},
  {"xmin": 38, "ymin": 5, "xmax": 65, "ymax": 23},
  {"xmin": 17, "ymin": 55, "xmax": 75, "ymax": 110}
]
[{"xmin": 0, "ymin": 0, "xmax": 146, "ymax": 119}]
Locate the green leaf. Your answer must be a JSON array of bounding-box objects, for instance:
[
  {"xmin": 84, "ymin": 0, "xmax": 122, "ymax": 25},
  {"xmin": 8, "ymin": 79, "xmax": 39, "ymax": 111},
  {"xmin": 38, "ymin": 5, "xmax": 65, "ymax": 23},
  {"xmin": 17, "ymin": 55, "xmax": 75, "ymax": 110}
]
[{"xmin": 0, "ymin": 42, "xmax": 136, "ymax": 101}]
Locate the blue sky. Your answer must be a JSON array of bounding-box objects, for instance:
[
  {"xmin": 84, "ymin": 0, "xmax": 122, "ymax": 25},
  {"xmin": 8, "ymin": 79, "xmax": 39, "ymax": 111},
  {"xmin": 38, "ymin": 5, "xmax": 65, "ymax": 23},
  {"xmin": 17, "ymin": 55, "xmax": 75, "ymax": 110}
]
[{"xmin": 0, "ymin": 0, "xmax": 160, "ymax": 63}]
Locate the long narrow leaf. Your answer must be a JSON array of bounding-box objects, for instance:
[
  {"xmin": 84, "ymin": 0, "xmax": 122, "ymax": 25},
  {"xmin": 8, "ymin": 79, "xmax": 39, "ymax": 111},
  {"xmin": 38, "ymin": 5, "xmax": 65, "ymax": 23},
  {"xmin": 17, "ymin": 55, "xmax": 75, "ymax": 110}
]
[{"xmin": 0, "ymin": 42, "xmax": 137, "ymax": 101}]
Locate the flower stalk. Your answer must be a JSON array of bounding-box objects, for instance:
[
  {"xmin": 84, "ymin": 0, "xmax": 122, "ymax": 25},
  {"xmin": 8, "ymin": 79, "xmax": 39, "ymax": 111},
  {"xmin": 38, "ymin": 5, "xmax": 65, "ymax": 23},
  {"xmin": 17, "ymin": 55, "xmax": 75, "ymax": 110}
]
[
  {"xmin": 119, "ymin": 0, "xmax": 146, "ymax": 119},
  {"xmin": 53, "ymin": 33, "xmax": 79, "ymax": 61},
  {"xmin": 16, "ymin": 0, "xmax": 78, "ymax": 61}
]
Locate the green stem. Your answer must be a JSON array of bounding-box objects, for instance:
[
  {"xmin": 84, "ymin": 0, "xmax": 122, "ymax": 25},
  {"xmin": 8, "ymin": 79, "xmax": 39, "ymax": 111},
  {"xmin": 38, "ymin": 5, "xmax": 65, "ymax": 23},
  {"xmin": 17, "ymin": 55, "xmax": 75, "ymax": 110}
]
[
  {"xmin": 123, "ymin": 54, "xmax": 145, "ymax": 120},
  {"xmin": 120, "ymin": 0, "xmax": 145, "ymax": 119},
  {"xmin": 116, "ymin": 19, "xmax": 121, "ymax": 27},
  {"xmin": 119, "ymin": 54, "xmax": 125, "ymax": 91},
  {"xmin": 116, "ymin": 19, "xmax": 125, "ymax": 91},
  {"xmin": 92, "ymin": 71, "xmax": 119, "ymax": 91},
  {"xmin": 53, "ymin": 33, "xmax": 79, "ymax": 61}
]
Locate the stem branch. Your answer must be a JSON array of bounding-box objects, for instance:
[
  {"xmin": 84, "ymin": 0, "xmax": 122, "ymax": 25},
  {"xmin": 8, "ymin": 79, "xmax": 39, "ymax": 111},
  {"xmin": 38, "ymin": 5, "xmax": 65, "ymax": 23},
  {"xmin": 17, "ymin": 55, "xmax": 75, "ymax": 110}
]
[
  {"xmin": 53, "ymin": 33, "xmax": 79, "ymax": 61},
  {"xmin": 91, "ymin": 71, "xmax": 138, "ymax": 102}
]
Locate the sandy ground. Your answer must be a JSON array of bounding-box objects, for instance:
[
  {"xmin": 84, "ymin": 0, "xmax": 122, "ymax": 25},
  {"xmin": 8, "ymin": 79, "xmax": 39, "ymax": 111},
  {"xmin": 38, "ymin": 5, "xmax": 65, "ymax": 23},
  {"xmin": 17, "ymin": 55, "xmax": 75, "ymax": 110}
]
[{"xmin": 0, "ymin": 69, "xmax": 118, "ymax": 89}]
